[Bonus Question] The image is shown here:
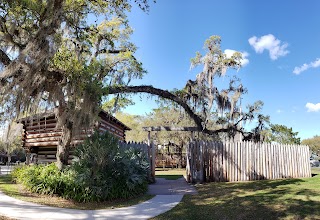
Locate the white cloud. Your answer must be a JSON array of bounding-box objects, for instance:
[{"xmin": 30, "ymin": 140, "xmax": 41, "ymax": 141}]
[
  {"xmin": 293, "ymin": 58, "xmax": 320, "ymax": 75},
  {"xmin": 311, "ymin": 59, "xmax": 320, "ymax": 68},
  {"xmin": 306, "ymin": 102, "xmax": 320, "ymax": 112},
  {"xmin": 248, "ymin": 34, "xmax": 289, "ymax": 60},
  {"xmin": 224, "ymin": 49, "xmax": 249, "ymax": 67}
]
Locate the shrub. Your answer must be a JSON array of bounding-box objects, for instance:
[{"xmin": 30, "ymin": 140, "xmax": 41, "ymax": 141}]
[
  {"xmin": 12, "ymin": 131, "xmax": 149, "ymax": 202},
  {"xmin": 12, "ymin": 163, "xmax": 63, "ymax": 195},
  {"xmin": 71, "ymin": 131, "xmax": 149, "ymax": 202}
]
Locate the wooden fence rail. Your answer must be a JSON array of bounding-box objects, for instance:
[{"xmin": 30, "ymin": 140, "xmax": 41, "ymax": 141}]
[{"xmin": 186, "ymin": 141, "xmax": 311, "ymax": 183}]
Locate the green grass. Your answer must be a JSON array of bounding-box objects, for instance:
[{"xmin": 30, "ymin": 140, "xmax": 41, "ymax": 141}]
[
  {"xmin": 0, "ymin": 175, "xmax": 153, "ymax": 210},
  {"xmin": 311, "ymin": 167, "xmax": 320, "ymax": 175},
  {"xmin": 152, "ymin": 169, "xmax": 320, "ymax": 220},
  {"xmin": 155, "ymin": 168, "xmax": 185, "ymax": 180}
]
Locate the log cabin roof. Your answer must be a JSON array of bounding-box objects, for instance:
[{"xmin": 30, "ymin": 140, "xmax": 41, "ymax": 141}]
[
  {"xmin": 17, "ymin": 110, "xmax": 131, "ymax": 131},
  {"xmin": 99, "ymin": 110, "xmax": 131, "ymax": 131}
]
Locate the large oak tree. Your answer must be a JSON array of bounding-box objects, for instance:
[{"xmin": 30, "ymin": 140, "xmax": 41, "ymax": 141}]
[
  {"xmin": 0, "ymin": 0, "xmax": 150, "ymax": 169},
  {"xmin": 0, "ymin": 0, "xmax": 265, "ymax": 169}
]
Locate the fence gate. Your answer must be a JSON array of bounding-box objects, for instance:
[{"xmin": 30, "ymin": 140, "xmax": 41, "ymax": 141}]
[{"xmin": 186, "ymin": 141, "xmax": 311, "ymax": 183}]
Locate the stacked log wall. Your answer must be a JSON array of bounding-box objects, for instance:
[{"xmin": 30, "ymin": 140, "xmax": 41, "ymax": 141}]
[{"xmin": 23, "ymin": 114, "xmax": 127, "ymax": 164}]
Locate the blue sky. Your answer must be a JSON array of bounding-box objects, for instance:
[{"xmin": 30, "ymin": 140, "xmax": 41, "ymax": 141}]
[{"xmin": 123, "ymin": 0, "xmax": 320, "ymax": 140}]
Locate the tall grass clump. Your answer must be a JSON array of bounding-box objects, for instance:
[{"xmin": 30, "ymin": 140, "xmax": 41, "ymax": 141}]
[{"xmin": 12, "ymin": 131, "xmax": 149, "ymax": 202}]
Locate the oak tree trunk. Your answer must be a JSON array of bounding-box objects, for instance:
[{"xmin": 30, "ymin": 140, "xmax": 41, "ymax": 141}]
[{"xmin": 56, "ymin": 120, "xmax": 73, "ymax": 170}]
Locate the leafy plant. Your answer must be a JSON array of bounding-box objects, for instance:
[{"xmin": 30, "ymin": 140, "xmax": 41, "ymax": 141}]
[
  {"xmin": 12, "ymin": 131, "xmax": 149, "ymax": 202},
  {"xmin": 71, "ymin": 131, "xmax": 149, "ymax": 202}
]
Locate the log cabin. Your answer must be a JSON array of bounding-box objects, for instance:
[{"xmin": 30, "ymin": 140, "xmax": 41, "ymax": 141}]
[{"xmin": 17, "ymin": 110, "xmax": 131, "ymax": 164}]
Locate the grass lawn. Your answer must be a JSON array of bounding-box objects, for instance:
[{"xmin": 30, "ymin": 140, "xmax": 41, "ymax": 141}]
[
  {"xmin": 152, "ymin": 168, "xmax": 320, "ymax": 220},
  {"xmin": 155, "ymin": 168, "xmax": 186, "ymax": 180},
  {"xmin": 0, "ymin": 175, "xmax": 153, "ymax": 210}
]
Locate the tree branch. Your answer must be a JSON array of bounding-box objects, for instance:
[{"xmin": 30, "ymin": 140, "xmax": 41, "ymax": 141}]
[
  {"xmin": 98, "ymin": 49, "xmax": 128, "ymax": 54},
  {"xmin": 106, "ymin": 85, "xmax": 247, "ymax": 136},
  {"xmin": 107, "ymin": 85, "xmax": 204, "ymax": 129},
  {"xmin": 0, "ymin": 49, "xmax": 11, "ymax": 66}
]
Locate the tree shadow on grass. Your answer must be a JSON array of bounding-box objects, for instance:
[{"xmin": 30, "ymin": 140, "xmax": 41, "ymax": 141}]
[
  {"xmin": 153, "ymin": 177, "xmax": 320, "ymax": 220},
  {"xmin": 197, "ymin": 178, "xmax": 305, "ymax": 196},
  {"xmin": 285, "ymin": 198, "xmax": 320, "ymax": 219}
]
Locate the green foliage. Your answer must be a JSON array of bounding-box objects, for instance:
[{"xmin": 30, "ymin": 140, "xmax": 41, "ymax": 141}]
[
  {"xmin": 0, "ymin": 0, "xmax": 150, "ymax": 167},
  {"xmin": 302, "ymin": 135, "xmax": 320, "ymax": 154},
  {"xmin": 102, "ymin": 96, "xmax": 135, "ymax": 113},
  {"xmin": 114, "ymin": 112, "xmax": 146, "ymax": 142},
  {"xmin": 0, "ymin": 122, "xmax": 24, "ymax": 163},
  {"xmin": 12, "ymin": 131, "xmax": 149, "ymax": 202},
  {"xmin": 71, "ymin": 131, "xmax": 149, "ymax": 202},
  {"xmin": 11, "ymin": 163, "xmax": 76, "ymax": 196},
  {"xmin": 263, "ymin": 124, "xmax": 301, "ymax": 145}
]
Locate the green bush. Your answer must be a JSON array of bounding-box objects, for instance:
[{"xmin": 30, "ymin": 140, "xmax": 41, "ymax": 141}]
[
  {"xmin": 12, "ymin": 131, "xmax": 149, "ymax": 202},
  {"xmin": 71, "ymin": 131, "xmax": 149, "ymax": 202},
  {"xmin": 12, "ymin": 163, "xmax": 80, "ymax": 197},
  {"xmin": 12, "ymin": 163, "xmax": 62, "ymax": 194}
]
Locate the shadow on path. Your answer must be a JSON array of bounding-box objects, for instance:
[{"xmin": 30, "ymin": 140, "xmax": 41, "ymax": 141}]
[{"xmin": 148, "ymin": 177, "xmax": 197, "ymax": 195}]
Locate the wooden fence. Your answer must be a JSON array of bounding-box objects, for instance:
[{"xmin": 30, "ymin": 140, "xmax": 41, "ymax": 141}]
[{"xmin": 186, "ymin": 141, "xmax": 311, "ymax": 183}]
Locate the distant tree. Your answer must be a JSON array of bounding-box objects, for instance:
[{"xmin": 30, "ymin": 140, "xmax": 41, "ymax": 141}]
[
  {"xmin": 302, "ymin": 135, "xmax": 320, "ymax": 155},
  {"xmin": 266, "ymin": 124, "xmax": 301, "ymax": 145},
  {"xmin": 144, "ymin": 107, "xmax": 193, "ymax": 168},
  {"xmin": 110, "ymin": 36, "xmax": 267, "ymax": 141},
  {"xmin": 0, "ymin": 122, "xmax": 23, "ymax": 164},
  {"xmin": 114, "ymin": 112, "xmax": 146, "ymax": 142},
  {"xmin": 140, "ymin": 106, "xmax": 225, "ymax": 167}
]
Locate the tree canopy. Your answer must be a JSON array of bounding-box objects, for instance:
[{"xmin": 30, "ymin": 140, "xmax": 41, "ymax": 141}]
[
  {"xmin": 0, "ymin": 0, "xmax": 268, "ymax": 169},
  {"xmin": 302, "ymin": 135, "xmax": 320, "ymax": 155},
  {"xmin": 261, "ymin": 124, "xmax": 301, "ymax": 145},
  {"xmin": 0, "ymin": 122, "xmax": 23, "ymax": 163},
  {"xmin": 0, "ymin": 0, "xmax": 151, "ymax": 168},
  {"xmin": 114, "ymin": 111, "xmax": 146, "ymax": 142},
  {"xmin": 107, "ymin": 36, "xmax": 267, "ymax": 139}
]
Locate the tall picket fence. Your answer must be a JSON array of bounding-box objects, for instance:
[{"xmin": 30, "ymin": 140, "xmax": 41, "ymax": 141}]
[{"xmin": 186, "ymin": 141, "xmax": 311, "ymax": 183}]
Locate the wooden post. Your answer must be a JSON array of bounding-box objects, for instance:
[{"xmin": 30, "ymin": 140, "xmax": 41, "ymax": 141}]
[
  {"xmin": 151, "ymin": 141, "xmax": 156, "ymax": 182},
  {"xmin": 186, "ymin": 143, "xmax": 190, "ymax": 182},
  {"xmin": 186, "ymin": 132, "xmax": 194, "ymax": 182},
  {"xmin": 25, "ymin": 149, "xmax": 30, "ymax": 165},
  {"xmin": 198, "ymin": 141, "xmax": 204, "ymax": 183},
  {"xmin": 26, "ymin": 153, "xmax": 30, "ymax": 165},
  {"xmin": 147, "ymin": 131, "xmax": 155, "ymax": 183}
]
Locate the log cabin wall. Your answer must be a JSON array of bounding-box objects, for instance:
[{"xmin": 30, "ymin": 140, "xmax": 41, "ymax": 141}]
[
  {"xmin": 98, "ymin": 111, "xmax": 128, "ymax": 140},
  {"xmin": 19, "ymin": 111, "xmax": 130, "ymax": 164}
]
